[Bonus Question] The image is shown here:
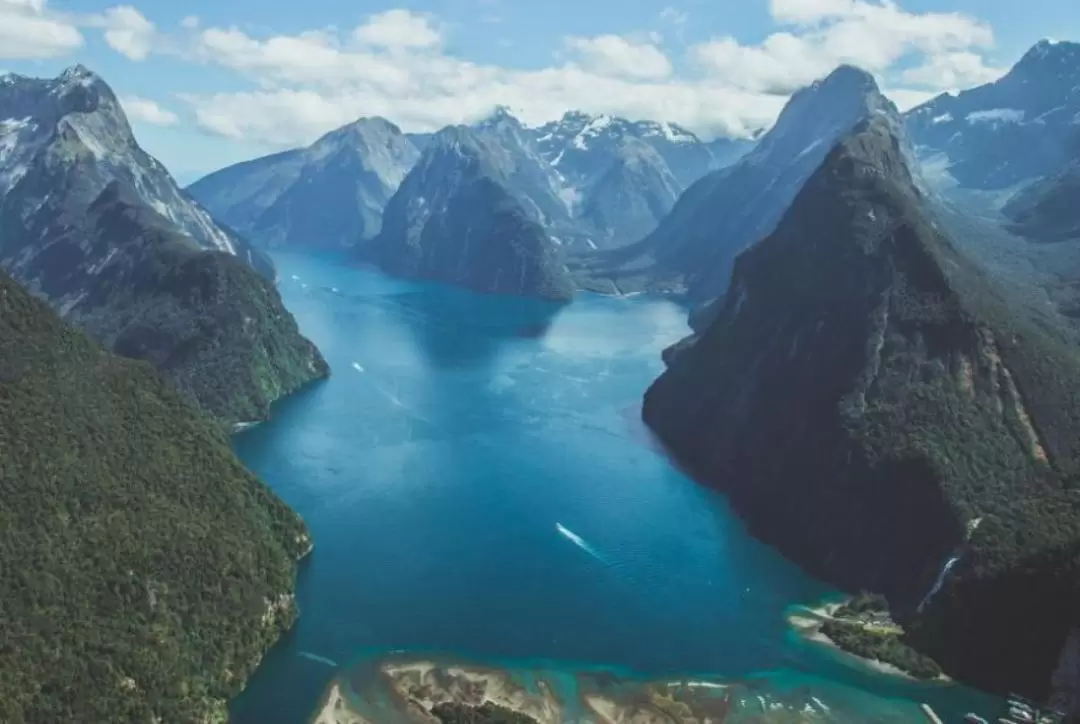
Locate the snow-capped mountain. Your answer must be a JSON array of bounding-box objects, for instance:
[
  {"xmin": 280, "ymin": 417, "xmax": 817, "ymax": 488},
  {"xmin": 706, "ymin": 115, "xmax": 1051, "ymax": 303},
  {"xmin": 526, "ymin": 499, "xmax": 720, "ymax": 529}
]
[
  {"xmin": 0, "ymin": 65, "xmax": 327, "ymax": 424},
  {"xmin": 579, "ymin": 65, "xmax": 899, "ymax": 302},
  {"xmin": 363, "ymin": 125, "xmax": 574, "ymax": 300},
  {"xmin": 906, "ymin": 39, "xmax": 1080, "ymax": 192},
  {"xmin": 188, "ymin": 117, "xmax": 421, "ymax": 248},
  {"xmin": 0, "ymin": 65, "xmax": 269, "ymax": 275}
]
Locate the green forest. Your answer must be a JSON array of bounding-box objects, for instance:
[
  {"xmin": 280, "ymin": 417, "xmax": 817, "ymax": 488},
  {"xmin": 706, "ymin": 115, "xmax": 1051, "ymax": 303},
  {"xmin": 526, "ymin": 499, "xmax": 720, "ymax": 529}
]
[{"xmin": 0, "ymin": 270, "xmax": 310, "ymax": 723}]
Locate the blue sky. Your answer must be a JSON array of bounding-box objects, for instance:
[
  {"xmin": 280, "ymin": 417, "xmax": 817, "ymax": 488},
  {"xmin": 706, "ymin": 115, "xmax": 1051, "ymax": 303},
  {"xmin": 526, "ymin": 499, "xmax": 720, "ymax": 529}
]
[{"xmin": 2, "ymin": 0, "xmax": 1076, "ymax": 183}]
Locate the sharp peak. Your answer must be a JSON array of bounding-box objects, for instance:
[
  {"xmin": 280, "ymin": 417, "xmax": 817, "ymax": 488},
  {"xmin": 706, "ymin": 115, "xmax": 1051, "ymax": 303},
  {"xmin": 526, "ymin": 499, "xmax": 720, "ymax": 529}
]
[
  {"xmin": 815, "ymin": 64, "xmax": 881, "ymax": 92},
  {"xmin": 1015, "ymin": 37, "xmax": 1080, "ymax": 68},
  {"xmin": 478, "ymin": 104, "xmax": 525, "ymax": 126}
]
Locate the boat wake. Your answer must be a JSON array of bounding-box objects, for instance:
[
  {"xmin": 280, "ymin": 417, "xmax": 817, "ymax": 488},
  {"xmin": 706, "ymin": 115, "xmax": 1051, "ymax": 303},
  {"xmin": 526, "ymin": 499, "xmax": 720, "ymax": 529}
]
[
  {"xmin": 298, "ymin": 651, "xmax": 338, "ymax": 668},
  {"xmin": 352, "ymin": 362, "xmax": 365, "ymax": 372},
  {"xmin": 556, "ymin": 522, "xmax": 606, "ymax": 564}
]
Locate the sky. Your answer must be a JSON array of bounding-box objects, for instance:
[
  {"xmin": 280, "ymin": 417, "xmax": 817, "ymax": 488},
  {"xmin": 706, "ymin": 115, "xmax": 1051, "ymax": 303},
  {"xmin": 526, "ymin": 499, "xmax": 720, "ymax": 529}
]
[{"xmin": 1, "ymin": 0, "xmax": 1077, "ymax": 183}]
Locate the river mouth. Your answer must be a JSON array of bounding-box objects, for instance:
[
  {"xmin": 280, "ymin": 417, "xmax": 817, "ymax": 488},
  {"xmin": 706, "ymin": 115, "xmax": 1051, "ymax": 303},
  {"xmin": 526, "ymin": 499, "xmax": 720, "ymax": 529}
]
[{"xmin": 229, "ymin": 253, "xmax": 999, "ymax": 723}]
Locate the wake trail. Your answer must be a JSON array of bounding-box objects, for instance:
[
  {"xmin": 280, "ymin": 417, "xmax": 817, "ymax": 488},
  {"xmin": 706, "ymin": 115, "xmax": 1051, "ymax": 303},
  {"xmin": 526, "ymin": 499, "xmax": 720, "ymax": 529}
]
[
  {"xmin": 556, "ymin": 522, "xmax": 607, "ymax": 564},
  {"xmin": 297, "ymin": 651, "xmax": 338, "ymax": 668}
]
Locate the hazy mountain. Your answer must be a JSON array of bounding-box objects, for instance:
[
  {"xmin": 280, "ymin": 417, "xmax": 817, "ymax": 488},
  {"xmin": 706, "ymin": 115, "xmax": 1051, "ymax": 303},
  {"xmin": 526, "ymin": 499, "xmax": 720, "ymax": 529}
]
[
  {"xmin": 1003, "ymin": 156, "xmax": 1080, "ymax": 243},
  {"xmin": 578, "ymin": 65, "xmax": 896, "ymax": 301},
  {"xmin": 362, "ymin": 125, "xmax": 574, "ymax": 300},
  {"xmin": 188, "ymin": 117, "xmax": 420, "ymax": 248},
  {"xmin": 0, "ymin": 66, "xmax": 327, "ymax": 425},
  {"xmin": 644, "ymin": 115, "xmax": 1080, "ymax": 701},
  {"xmin": 907, "ymin": 39, "xmax": 1080, "ymax": 193}
]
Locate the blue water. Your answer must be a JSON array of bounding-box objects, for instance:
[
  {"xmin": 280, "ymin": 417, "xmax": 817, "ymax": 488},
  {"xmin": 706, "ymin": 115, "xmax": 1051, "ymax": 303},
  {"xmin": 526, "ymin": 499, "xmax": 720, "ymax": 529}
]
[{"xmin": 230, "ymin": 253, "xmax": 996, "ymax": 723}]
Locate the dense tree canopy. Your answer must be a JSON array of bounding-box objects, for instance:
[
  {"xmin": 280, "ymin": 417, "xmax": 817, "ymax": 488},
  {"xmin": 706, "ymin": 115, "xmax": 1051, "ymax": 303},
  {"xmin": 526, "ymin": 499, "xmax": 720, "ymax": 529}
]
[{"xmin": 0, "ymin": 270, "xmax": 310, "ymax": 723}]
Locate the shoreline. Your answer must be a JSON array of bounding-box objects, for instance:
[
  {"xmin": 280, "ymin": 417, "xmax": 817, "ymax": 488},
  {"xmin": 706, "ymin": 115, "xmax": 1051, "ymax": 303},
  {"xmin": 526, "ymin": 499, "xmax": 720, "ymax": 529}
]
[
  {"xmin": 310, "ymin": 682, "xmax": 368, "ymax": 724},
  {"xmin": 787, "ymin": 601, "xmax": 944, "ymax": 681}
]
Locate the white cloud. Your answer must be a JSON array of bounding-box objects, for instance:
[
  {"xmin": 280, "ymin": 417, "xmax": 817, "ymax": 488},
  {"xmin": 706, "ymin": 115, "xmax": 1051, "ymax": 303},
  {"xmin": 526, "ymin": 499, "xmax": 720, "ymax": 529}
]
[
  {"xmin": 564, "ymin": 34, "xmax": 673, "ymax": 81},
  {"xmin": 94, "ymin": 5, "xmax": 155, "ymax": 60},
  {"xmin": 0, "ymin": 0, "xmax": 83, "ymax": 59},
  {"xmin": 180, "ymin": 15, "xmax": 198, "ymax": 30},
  {"xmin": 120, "ymin": 95, "xmax": 179, "ymax": 125},
  {"xmin": 901, "ymin": 51, "xmax": 1003, "ymax": 89},
  {"xmin": 696, "ymin": 0, "xmax": 999, "ymax": 94},
  {"xmin": 352, "ymin": 9, "xmax": 441, "ymax": 49},
  {"xmin": 119, "ymin": 1, "xmax": 1003, "ymax": 149}
]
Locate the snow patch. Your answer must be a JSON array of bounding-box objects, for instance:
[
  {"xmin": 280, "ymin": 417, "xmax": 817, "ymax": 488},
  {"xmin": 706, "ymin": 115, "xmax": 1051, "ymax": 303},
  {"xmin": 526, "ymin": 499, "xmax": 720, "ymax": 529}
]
[
  {"xmin": 931, "ymin": 112, "xmax": 953, "ymax": 124},
  {"xmin": 966, "ymin": 108, "xmax": 1025, "ymax": 124}
]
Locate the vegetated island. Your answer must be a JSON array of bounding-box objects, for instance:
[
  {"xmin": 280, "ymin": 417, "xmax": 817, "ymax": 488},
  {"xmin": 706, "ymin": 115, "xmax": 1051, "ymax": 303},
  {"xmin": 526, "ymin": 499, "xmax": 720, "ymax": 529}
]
[{"xmin": 788, "ymin": 593, "xmax": 946, "ymax": 681}]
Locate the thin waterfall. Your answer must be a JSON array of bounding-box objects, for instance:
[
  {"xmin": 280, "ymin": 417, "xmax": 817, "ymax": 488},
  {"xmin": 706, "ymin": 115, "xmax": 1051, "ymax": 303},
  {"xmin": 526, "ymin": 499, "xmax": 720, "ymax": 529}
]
[{"xmin": 917, "ymin": 555, "xmax": 961, "ymax": 612}]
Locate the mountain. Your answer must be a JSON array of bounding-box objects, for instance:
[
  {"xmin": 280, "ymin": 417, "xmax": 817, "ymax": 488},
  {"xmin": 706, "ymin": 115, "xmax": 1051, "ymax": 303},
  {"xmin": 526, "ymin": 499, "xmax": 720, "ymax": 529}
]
[
  {"xmin": 906, "ymin": 39, "xmax": 1080, "ymax": 192},
  {"xmin": 0, "ymin": 266, "xmax": 311, "ymax": 722},
  {"xmin": 0, "ymin": 66, "xmax": 328, "ymax": 426},
  {"xmin": 643, "ymin": 115, "xmax": 1080, "ymax": 699},
  {"xmin": 528, "ymin": 110, "xmax": 754, "ymax": 249},
  {"xmin": 470, "ymin": 108, "xmax": 579, "ymax": 236},
  {"xmin": 1003, "ymin": 157, "xmax": 1080, "ymax": 242},
  {"xmin": 363, "ymin": 125, "xmax": 574, "ymax": 300},
  {"xmin": 187, "ymin": 117, "xmax": 420, "ymax": 248},
  {"xmin": 576, "ymin": 138, "xmax": 682, "ymax": 248},
  {"xmin": 0, "ymin": 66, "xmax": 272, "ymax": 278},
  {"xmin": 578, "ymin": 65, "xmax": 895, "ymax": 302}
]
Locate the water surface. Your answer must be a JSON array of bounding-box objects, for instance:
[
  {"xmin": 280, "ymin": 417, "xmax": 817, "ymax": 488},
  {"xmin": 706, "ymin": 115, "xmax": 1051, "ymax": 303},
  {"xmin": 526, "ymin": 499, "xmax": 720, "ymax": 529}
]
[{"xmin": 231, "ymin": 253, "xmax": 996, "ymax": 723}]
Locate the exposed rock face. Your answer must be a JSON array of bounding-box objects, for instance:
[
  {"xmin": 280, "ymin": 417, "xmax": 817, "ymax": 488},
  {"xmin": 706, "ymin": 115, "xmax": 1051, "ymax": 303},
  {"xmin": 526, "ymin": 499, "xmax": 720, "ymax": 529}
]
[
  {"xmin": 530, "ymin": 110, "xmax": 753, "ymax": 250},
  {"xmin": 579, "ymin": 65, "xmax": 896, "ymax": 301},
  {"xmin": 363, "ymin": 125, "xmax": 575, "ymax": 300},
  {"xmin": 0, "ymin": 66, "xmax": 327, "ymax": 425},
  {"xmin": 188, "ymin": 117, "xmax": 421, "ymax": 248},
  {"xmin": 906, "ymin": 39, "xmax": 1080, "ymax": 192},
  {"xmin": 643, "ymin": 116, "xmax": 1080, "ymax": 699},
  {"xmin": 576, "ymin": 138, "xmax": 682, "ymax": 249}
]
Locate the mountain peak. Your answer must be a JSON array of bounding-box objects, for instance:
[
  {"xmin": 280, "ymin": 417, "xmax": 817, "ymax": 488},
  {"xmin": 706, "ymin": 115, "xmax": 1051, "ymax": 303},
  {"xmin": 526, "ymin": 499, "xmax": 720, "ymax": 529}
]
[
  {"xmin": 1013, "ymin": 37, "xmax": 1080, "ymax": 74},
  {"xmin": 477, "ymin": 104, "xmax": 525, "ymax": 129},
  {"xmin": 816, "ymin": 64, "xmax": 880, "ymax": 95}
]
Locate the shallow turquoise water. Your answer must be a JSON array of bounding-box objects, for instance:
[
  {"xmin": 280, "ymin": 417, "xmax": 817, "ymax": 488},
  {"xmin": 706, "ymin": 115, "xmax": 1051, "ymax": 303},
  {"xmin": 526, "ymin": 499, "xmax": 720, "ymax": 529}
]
[{"xmin": 230, "ymin": 253, "xmax": 998, "ymax": 723}]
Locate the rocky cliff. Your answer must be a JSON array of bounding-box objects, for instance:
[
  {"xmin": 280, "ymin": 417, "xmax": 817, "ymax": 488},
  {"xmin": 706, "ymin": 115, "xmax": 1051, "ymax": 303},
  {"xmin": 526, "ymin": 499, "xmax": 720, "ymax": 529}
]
[
  {"xmin": 363, "ymin": 125, "xmax": 574, "ymax": 300},
  {"xmin": 643, "ymin": 116, "xmax": 1080, "ymax": 699},
  {"xmin": 0, "ymin": 66, "xmax": 327, "ymax": 425}
]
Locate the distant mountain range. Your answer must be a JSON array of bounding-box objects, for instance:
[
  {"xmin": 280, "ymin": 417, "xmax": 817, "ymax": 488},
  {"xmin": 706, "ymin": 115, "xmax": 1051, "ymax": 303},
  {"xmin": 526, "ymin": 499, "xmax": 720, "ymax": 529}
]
[
  {"xmin": 0, "ymin": 66, "xmax": 327, "ymax": 425},
  {"xmin": 187, "ymin": 106, "xmax": 756, "ymax": 256},
  {"xmin": 907, "ymin": 39, "xmax": 1080, "ymax": 194},
  {"xmin": 188, "ymin": 117, "xmax": 420, "ymax": 249},
  {"xmin": 576, "ymin": 64, "xmax": 897, "ymax": 303}
]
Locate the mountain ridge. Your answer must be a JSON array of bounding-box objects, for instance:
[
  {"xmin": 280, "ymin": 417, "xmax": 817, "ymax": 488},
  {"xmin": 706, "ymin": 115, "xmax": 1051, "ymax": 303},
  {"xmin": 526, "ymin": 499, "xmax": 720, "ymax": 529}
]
[{"xmin": 643, "ymin": 113, "xmax": 1080, "ymax": 699}]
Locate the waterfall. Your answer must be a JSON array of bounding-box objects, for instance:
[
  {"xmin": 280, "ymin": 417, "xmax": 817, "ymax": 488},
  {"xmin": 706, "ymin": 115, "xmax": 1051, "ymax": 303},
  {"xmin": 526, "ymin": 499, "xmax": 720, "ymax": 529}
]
[{"xmin": 917, "ymin": 555, "xmax": 961, "ymax": 612}]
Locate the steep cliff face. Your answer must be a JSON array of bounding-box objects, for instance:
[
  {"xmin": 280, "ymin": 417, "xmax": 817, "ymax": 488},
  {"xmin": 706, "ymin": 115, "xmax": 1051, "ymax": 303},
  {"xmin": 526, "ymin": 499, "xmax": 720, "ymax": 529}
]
[
  {"xmin": 364, "ymin": 125, "xmax": 574, "ymax": 300},
  {"xmin": 580, "ymin": 65, "xmax": 896, "ymax": 301},
  {"xmin": 0, "ymin": 267, "xmax": 310, "ymax": 723},
  {"xmin": 0, "ymin": 67, "xmax": 327, "ymax": 425},
  {"xmin": 0, "ymin": 65, "xmax": 272, "ymax": 277},
  {"xmin": 188, "ymin": 117, "xmax": 420, "ymax": 248},
  {"xmin": 643, "ymin": 117, "xmax": 1080, "ymax": 698}
]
